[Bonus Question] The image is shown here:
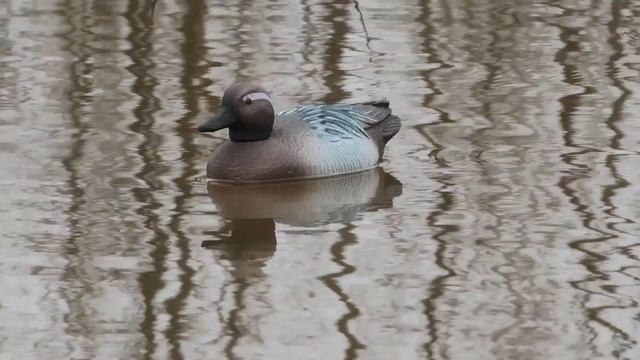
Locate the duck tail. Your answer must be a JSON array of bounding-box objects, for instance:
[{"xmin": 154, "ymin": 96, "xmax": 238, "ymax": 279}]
[
  {"xmin": 363, "ymin": 99, "xmax": 400, "ymax": 144},
  {"xmin": 380, "ymin": 114, "xmax": 401, "ymax": 144},
  {"xmin": 361, "ymin": 99, "xmax": 390, "ymax": 108}
]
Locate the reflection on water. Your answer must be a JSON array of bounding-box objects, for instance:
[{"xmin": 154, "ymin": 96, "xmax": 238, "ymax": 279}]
[
  {"xmin": 202, "ymin": 219, "xmax": 277, "ymax": 279},
  {"xmin": 1, "ymin": 0, "xmax": 640, "ymax": 359},
  {"xmin": 202, "ymin": 169, "xmax": 402, "ymax": 358},
  {"xmin": 206, "ymin": 168, "xmax": 402, "ymax": 226}
]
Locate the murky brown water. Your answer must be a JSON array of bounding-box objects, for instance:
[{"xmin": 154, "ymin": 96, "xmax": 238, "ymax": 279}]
[{"xmin": 1, "ymin": 0, "xmax": 640, "ymax": 359}]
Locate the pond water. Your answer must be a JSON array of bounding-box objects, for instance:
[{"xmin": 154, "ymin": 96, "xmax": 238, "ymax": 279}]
[{"xmin": 1, "ymin": 0, "xmax": 640, "ymax": 359}]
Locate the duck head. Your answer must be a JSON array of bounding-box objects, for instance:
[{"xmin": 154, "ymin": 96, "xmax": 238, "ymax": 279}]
[{"xmin": 198, "ymin": 82, "xmax": 275, "ymax": 141}]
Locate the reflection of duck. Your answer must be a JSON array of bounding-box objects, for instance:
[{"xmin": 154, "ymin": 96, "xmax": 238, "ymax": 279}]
[
  {"xmin": 201, "ymin": 167, "xmax": 402, "ymax": 277},
  {"xmin": 206, "ymin": 167, "xmax": 402, "ymax": 226},
  {"xmin": 201, "ymin": 219, "xmax": 276, "ymax": 280}
]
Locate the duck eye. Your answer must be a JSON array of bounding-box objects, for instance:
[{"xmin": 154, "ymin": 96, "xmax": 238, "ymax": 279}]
[{"xmin": 241, "ymin": 92, "xmax": 272, "ymax": 106}]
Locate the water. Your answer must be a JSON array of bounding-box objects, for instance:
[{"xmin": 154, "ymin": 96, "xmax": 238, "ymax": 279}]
[{"xmin": 1, "ymin": 0, "xmax": 640, "ymax": 359}]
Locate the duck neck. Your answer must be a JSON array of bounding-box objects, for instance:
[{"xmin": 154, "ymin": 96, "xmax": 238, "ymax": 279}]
[{"xmin": 229, "ymin": 122, "xmax": 273, "ymax": 142}]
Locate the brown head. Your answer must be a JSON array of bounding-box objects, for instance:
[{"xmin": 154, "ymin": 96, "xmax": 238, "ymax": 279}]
[{"xmin": 198, "ymin": 82, "xmax": 275, "ymax": 141}]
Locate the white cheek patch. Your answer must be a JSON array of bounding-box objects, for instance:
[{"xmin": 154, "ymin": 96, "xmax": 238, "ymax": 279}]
[{"xmin": 242, "ymin": 92, "xmax": 272, "ymax": 105}]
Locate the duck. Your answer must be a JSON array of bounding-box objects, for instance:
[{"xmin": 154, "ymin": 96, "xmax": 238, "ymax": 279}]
[{"xmin": 198, "ymin": 82, "xmax": 400, "ymax": 183}]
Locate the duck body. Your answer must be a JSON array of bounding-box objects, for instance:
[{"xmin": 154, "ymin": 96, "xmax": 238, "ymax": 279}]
[{"xmin": 199, "ymin": 83, "xmax": 400, "ymax": 183}]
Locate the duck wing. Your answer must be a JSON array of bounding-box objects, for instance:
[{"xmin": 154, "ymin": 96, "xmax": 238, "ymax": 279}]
[{"xmin": 278, "ymin": 101, "xmax": 400, "ymax": 144}]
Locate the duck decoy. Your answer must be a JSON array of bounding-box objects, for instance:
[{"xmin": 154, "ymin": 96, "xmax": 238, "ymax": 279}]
[{"xmin": 198, "ymin": 82, "xmax": 400, "ymax": 183}]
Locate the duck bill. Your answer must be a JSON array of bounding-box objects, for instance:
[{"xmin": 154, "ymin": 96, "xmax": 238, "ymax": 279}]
[{"xmin": 198, "ymin": 107, "xmax": 235, "ymax": 132}]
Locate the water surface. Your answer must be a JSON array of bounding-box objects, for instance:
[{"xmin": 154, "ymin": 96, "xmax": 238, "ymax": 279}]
[{"xmin": 1, "ymin": 0, "xmax": 640, "ymax": 359}]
